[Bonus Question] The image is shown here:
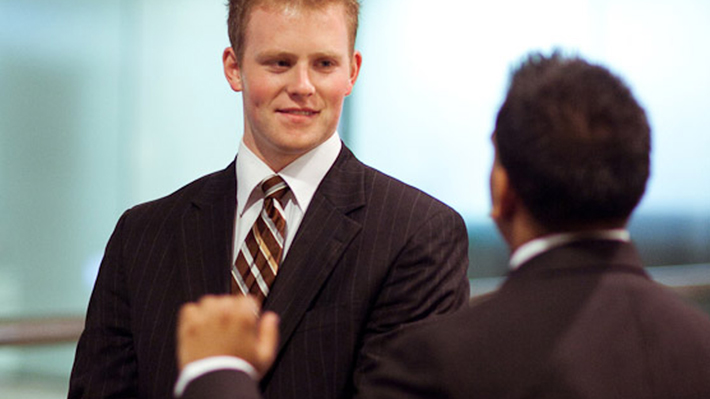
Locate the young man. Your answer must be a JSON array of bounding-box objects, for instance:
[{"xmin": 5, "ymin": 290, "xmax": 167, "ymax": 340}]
[
  {"xmin": 175, "ymin": 52, "xmax": 710, "ymax": 398},
  {"xmin": 68, "ymin": 1, "xmax": 470, "ymax": 398}
]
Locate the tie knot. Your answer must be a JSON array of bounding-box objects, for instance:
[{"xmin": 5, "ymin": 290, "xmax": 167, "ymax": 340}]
[{"xmin": 261, "ymin": 174, "xmax": 289, "ymax": 201}]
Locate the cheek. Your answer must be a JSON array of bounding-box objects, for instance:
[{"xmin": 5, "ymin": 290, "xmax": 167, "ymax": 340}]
[
  {"xmin": 243, "ymin": 76, "xmax": 280, "ymax": 108},
  {"xmin": 245, "ymin": 86, "xmax": 267, "ymax": 108},
  {"xmin": 322, "ymin": 80, "xmax": 351, "ymax": 106}
]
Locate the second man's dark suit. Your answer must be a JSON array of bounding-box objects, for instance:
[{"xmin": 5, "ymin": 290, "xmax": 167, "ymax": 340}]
[
  {"xmin": 368, "ymin": 239, "xmax": 710, "ymax": 398},
  {"xmin": 69, "ymin": 145, "xmax": 471, "ymax": 399}
]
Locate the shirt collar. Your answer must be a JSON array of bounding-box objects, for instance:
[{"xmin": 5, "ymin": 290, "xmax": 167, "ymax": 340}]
[
  {"xmin": 236, "ymin": 133, "xmax": 342, "ymax": 216},
  {"xmin": 509, "ymin": 229, "xmax": 631, "ymax": 270}
]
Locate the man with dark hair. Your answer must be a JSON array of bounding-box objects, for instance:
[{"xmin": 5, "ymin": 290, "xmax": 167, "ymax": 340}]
[
  {"xmin": 365, "ymin": 52, "xmax": 710, "ymax": 398},
  {"xmin": 67, "ymin": 1, "xmax": 470, "ymax": 398}
]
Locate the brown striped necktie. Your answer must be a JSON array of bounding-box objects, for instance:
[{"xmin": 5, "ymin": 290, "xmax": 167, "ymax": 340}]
[{"xmin": 232, "ymin": 175, "xmax": 289, "ymax": 303}]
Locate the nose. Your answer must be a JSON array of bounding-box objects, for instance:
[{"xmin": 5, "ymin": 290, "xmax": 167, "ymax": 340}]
[{"xmin": 287, "ymin": 64, "xmax": 315, "ymax": 97}]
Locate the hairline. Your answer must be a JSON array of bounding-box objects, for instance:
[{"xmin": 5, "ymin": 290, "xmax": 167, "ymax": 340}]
[{"xmin": 230, "ymin": 1, "xmax": 359, "ymax": 63}]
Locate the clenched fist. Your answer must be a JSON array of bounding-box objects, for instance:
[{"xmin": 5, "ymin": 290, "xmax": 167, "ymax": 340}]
[{"xmin": 177, "ymin": 295, "xmax": 280, "ymax": 378}]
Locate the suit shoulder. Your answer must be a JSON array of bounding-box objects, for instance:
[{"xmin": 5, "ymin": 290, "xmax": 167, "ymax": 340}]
[
  {"xmin": 133, "ymin": 166, "xmax": 231, "ymax": 211},
  {"xmin": 121, "ymin": 164, "xmax": 234, "ymax": 225},
  {"xmin": 361, "ymin": 163, "xmax": 459, "ymax": 215},
  {"xmin": 633, "ymin": 278, "xmax": 710, "ymax": 335}
]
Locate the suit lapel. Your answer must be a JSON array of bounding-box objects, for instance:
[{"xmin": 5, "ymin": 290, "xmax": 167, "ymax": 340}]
[
  {"xmin": 179, "ymin": 161, "xmax": 237, "ymax": 300},
  {"xmin": 263, "ymin": 146, "xmax": 366, "ymax": 355}
]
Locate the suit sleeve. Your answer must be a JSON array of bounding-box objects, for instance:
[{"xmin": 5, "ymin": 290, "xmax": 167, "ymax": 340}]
[
  {"xmin": 357, "ymin": 322, "xmax": 448, "ymax": 399},
  {"xmin": 353, "ymin": 206, "xmax": 470, "ymax": 395},
  {"xmin": 69, "ymin": 211, "xmax": 139, "ymax": 398},
  {"xmin": 181, "ymin": 370, "xmax": 262, "ymax": 399}
]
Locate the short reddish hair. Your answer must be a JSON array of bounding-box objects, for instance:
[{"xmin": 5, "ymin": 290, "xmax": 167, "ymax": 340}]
[{"xmin": 227, "ymin": 0, "xmax": 360, "ymax": 61}]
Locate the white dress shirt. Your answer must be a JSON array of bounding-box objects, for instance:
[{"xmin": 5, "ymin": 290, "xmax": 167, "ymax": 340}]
[
  {"xmin": 509, "ymin": 229, "xmax": 631, "ymax": 270},
  {"xmin": 175, "ymin": 133, "xmax": 341, "ymax": 397},
  {"xmin": 233, "ymin": 132, "xmax": 342, "ymax": 262}
]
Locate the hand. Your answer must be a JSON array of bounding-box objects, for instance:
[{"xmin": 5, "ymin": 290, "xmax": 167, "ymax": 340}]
[{"xmin": 177, "ymin": 295, "xmax": 280, "ymax": 378}]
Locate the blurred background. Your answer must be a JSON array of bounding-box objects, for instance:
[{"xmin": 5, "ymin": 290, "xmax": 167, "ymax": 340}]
[{"xmin": 1, "ymin": 0, "xmax": 708, "ymax": 397}]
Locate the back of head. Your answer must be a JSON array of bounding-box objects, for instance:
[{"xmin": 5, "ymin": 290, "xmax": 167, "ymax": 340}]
[
  {"xmin": 494, "ymin": 52, "xmax": 651, "ymax": 231},
  {"xmin": 227, "ymin": 0, "xmax": 360, "ymax": 61}
]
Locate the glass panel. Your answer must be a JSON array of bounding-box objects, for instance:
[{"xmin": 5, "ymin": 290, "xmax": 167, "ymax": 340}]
[
  {"xmin": 0, "ymin": 0, "xmax": 238, "ymax": 394},
  {"xmin": 1, "ymin": 1, "xmax": 125, "ymax": 384},
  {"xmin": 351, "ymin": 0, "xmax": 710, "ymax": 278}
]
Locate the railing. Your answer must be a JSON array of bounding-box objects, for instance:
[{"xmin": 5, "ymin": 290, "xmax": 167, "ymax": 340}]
[
  {"xmin": 0, "ymin": 317, "xmax": 84, "ymax": 346},
  {"xmin": 1, "ymin": 265, "xmax": 709, "ymax": 347}
]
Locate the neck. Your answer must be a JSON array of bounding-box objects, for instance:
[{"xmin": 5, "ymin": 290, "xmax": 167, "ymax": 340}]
[{"xmin": 502, "ymin": 212, "xmax": 629, "ymax": 253}]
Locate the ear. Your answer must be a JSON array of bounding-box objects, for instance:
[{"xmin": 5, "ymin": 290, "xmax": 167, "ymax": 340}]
[
  {"xmin": 344, "ymin": 50, "xmax": 362, "ymax": 96},
  {"xmin": 489, "ymin": 160, "xmax": 517, "ymax": 222},
  {"xmin": 223, "ymin": 47, "xmax": 244, "ymax": 92}
]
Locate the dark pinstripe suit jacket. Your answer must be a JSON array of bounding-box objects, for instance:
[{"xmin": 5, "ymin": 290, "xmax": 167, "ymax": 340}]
[
  {"xmin": 69, "ymin": 145, "xmax": 470, "ymax": 399},
  {"xmin": 365, "ymin": 240, "xmax": 710, "ymax": 399}
]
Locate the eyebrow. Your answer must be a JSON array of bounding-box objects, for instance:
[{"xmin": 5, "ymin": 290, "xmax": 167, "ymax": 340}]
[
  {"xmin": 255, "ymin": 51, "xmax": 295, "ymax": 61},
  {"xmin": 311, "ymin": 51, "xmax": 345, "ymax": 60},
  {"xmin": 255, "ymin": 50, "xmax": 345, "ymax": 61}
]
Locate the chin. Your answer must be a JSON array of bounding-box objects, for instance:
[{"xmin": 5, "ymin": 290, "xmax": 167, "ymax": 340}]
[{"xmin": 281, "ymin": 135, "xmax": 330, "ymax": 151}]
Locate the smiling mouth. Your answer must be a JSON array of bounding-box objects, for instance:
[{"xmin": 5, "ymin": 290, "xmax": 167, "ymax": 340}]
[{"xmin": 278, "ymin": 109, "xmax": 319, "ymax": 116}]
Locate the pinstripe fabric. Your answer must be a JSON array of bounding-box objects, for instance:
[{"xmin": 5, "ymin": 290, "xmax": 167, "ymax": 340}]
[{"xmin": 69, "ymin": 145, "xmax": 470, "ymax": 399}]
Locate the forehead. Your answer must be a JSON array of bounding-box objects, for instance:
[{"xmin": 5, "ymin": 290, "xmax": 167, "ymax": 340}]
[{"xmin": 243, "ymin": 4, "xmax": 351, "ymax": 54}]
